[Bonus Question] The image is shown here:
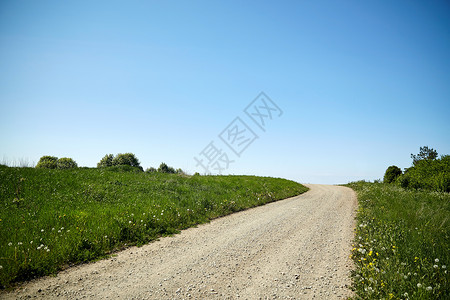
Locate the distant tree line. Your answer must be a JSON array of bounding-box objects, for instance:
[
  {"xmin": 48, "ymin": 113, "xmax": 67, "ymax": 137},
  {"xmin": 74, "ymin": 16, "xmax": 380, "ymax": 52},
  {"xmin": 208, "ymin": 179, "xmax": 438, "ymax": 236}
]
[
  {"xmin": 384, "ymin": 146, "xmax": 449, "ymax": 192},
  {"xmin": 34, "ymin": 153, "xmax": 185, "ymax": 175}
]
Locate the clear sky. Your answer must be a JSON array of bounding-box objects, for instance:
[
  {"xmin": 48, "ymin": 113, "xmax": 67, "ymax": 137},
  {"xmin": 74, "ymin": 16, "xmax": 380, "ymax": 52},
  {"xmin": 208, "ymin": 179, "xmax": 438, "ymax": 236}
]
[{"xmin": 1, "ymin": 0, "xmax": 449, "ymax": 184}]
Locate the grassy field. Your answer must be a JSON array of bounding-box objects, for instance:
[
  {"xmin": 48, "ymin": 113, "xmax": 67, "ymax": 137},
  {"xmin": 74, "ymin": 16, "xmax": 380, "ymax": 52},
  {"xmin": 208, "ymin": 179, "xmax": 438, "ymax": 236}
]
[
  {"xmin": 0, "ymin": 165, "xmax": 308, "ymax": 288},
  {"xmin": 346, "ymin": 181, "xmax": 449, "ymax": 299}
]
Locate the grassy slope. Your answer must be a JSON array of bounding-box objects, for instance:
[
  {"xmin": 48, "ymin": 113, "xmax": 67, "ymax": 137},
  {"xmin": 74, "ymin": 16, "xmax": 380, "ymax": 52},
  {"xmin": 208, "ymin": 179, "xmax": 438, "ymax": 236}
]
[
  {"xmin": 0, "ymin": 165, "xmax": 308, "ymax": 288},
  {"xmin": 346, "ymin": 181, "xmax": 449, "ymax": 299}
]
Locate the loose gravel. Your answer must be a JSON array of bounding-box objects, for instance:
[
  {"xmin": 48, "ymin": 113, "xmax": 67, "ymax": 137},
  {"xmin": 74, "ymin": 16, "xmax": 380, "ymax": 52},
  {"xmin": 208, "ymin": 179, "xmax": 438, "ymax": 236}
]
[{"xmin": 3, "ymin": 184, "xmax": 357, "ymax": 299}]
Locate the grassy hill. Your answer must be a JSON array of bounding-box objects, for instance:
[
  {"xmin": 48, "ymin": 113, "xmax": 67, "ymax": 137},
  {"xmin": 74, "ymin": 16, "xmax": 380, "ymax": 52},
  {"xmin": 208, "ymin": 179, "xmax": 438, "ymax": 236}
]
[
  {"xmin": 347, "ymin": 181, "xmax": 449, "ymax": 299},
  {"xmin": 0, "ymin": 165, "xmax": 307, "ymax": 288}
]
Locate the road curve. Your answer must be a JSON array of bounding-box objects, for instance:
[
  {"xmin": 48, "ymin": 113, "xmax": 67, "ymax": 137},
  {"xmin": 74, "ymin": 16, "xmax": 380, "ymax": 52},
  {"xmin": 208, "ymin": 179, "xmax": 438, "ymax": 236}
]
[{"xmin": 4, "ymin": 184, "xmax": 358, "ymax": 299}]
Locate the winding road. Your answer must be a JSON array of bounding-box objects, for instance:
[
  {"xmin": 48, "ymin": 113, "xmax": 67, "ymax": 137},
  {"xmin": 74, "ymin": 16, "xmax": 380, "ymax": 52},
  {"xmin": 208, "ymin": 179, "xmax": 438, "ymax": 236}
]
[{"xmin": 4, "ymin": 184, "xmax": 357, "ymax": 299}]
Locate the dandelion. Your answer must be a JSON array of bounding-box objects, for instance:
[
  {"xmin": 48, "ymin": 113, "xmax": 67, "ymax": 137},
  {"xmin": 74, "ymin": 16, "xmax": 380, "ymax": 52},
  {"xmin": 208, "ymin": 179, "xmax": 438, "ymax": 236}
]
[
  {"xmin": 52, "ymin": 228, "xmax": 55, "ymax": 231},
  {"xmin": 30, "ymin": 241, "xmax": 33, "ymax": 244},
  {"xmin": 17, "ymin": 242, "xmax": 23, "ymax": 246},
  {"xmin": 46, "ymin": 249, "xmax": 50, "ymax": 252},
  {"xmin": 435, "ymin": 258, "xmax": 439, "ymax": 263},
  {"xmin": 404, "ymin": 292, "xmax": 408, "ymax": 297},
  {"xmin": 0, "ymin": 265, "xmax": 2, "ymax": 269},
  {"xmin": 41, "ymin": 229, "xmax": 44, "ymax": 232},
  {"xmin": 442, "ymin": 265, "xmax": 446, "ymax": 269},
  {"xmin": 129, "ymin": 221, "xmax": 132, "ymax": 224},
  {"xmin": 434, "ymin": 265, "xmax": 439, "ymax": 269},
  {"xmin": 417, "ymin": 283, "xmax": 422, "ymax": 288},
  {"xmin": 141, "ymin": 220, "xmax": 143, "ymax": 222},
  {"xmin": 8, "ymin": 242, "xmax": 12, "ymax": 246},
  {"xmin": 426, "ymin": 286, "xmax": 432, "ymax": 291}
]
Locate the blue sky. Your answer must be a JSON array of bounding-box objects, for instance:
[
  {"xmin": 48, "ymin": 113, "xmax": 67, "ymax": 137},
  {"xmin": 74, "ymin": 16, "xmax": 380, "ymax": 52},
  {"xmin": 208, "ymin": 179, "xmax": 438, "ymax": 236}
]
[{"xmin": 1, "ymin": 0, "xmax": 449, "ymax": 184}]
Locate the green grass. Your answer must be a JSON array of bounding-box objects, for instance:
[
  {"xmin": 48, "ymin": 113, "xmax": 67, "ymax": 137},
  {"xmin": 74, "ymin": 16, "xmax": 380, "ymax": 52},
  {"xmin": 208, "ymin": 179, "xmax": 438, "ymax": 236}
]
[
  {"xmin": 0, "ymin": 165, "xmax": 308, "ymax": 288},
  {"xmin": 346, "ymin": 181, "xmax": 449, "ymax": 299}
]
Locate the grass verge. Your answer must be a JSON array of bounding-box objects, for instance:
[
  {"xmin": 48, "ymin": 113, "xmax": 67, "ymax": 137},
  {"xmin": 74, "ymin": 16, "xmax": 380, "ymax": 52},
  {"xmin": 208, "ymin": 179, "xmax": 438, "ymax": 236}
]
[
  {"xmin": 0, "ymin": 165, "xmax": 308, "ymax": 288},
  {"xmin": 346, "ymin": 181, "xmax": 449, "ymax": 299}
]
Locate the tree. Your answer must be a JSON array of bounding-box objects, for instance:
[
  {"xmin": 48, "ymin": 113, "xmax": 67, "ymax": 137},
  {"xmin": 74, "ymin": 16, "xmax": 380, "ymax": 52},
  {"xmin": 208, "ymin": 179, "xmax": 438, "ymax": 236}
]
[
  {"xmin": 411, "ymin": 146, "xmax": 438, "ymax": 166},
  {"xmin": 112, "ymin": 153, "xmax": 141, "ymax": 168},
  {"xmin": 36, "ymin": 156, "xmax": 58, "ymax": 169},
  {"xmin": 56, "ymin": 157, "xmax": 78, "ymax": 169},
  {"xmin": 97, "ymin": 153, "xmax": 141, "ymax": 169},
  {"xmin": 158, "ymin": 162, "xmax": 176, "ymax": 174},
  {"xmin": 384, "ymin": 165, "xmax": 402, "ymax": 183},
  {"xmin": 145, "ymin": 167, "xmax": 157, "ymax": 173},
  {"xmin": 97, "ymin": 154, "xmax": 114, "ymax": 168}
]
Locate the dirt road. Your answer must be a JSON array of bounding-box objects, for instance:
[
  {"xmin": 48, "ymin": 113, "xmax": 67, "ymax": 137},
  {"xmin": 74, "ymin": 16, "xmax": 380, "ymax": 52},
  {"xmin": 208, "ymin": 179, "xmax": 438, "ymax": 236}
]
[{"xmin": 4, "ymin": 184, "xmax": 357, "ymax": 299}]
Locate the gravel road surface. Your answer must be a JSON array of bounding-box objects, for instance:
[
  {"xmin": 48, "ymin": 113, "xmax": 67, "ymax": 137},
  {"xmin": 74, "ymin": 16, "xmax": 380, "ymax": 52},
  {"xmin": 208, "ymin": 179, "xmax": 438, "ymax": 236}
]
[{"xmin": 4, "ymin": 184, "xmax": 357, "ymax": 299}]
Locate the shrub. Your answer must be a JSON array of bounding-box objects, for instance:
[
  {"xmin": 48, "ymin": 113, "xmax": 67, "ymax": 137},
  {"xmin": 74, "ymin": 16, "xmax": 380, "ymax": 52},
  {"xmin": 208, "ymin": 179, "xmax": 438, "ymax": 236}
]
[
  {"xmin": 97, "ymin": 153, "xmax": 142, "ymax": 171},
  {"xmin": 35, "ymin": 156, "xmax": 58, "ymax": 169},
  {"xmin": 56, "ymin": 157, "xmax": 78, "ymax": 169},
  {"xmin": 111, "ymin": 153, "xmax": 141, "ymax": 168},
  {"xmin": 145, "ymin": 167, "xmax": 157, "ymax": 173},
  {"xmin": 396, "ymin": 155, "xmax": 450, "ymax": 192},
  {"xmin": 383, "ymin": 165, "xmax": 402, "ymax": 183},
  {"xmin": 158, "ymin": 162, "xmax": 176, "ymax": 174},
  {"xmin": 97, "ymin": 154, "xmax": 114, "ymax": 168}
]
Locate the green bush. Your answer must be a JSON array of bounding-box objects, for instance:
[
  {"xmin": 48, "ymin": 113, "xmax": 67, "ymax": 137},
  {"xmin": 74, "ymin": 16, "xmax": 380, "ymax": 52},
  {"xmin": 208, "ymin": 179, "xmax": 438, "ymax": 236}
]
[
  {"xmin": 145, "ymin": 167, "xmax": 157, "ymax": 173},
  {"xmin": 112, "ymin": 153, "xmax": 141, "ymax": 168},
  {"xmin": 56, "ymin": 158, "xmax": 78, "ymax": 170},
  {"xmin": 35, "ymin": 156, "xmax": 58, "ymax": 169},
  {"xmin": 396, "ymin": 155, "xmax": 450, "ymax": 192},
  {"xmin": 97, "ymin": 154, "xmax": 114, "ymax": 168},
  {"xmin": 97, "ymin": 153, "xmax": 142, "ymax": 171},
  {"xmin": 383, "ymin": 165, "xmax": 402, "ymax": 183},
  {"xmin": 158, "ymin": 162, "xmax": 176, "ymax": 174}
]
